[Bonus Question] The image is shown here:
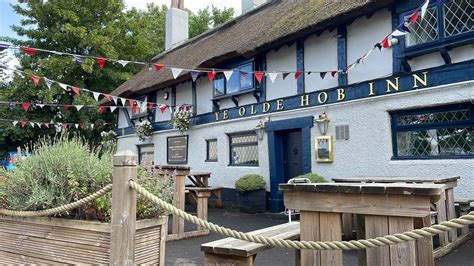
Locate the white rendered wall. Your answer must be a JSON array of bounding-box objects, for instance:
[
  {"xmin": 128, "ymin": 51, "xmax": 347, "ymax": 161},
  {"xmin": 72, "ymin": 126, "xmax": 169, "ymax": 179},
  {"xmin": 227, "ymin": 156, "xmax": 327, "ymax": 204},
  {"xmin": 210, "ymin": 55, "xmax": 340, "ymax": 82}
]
[
  {"xmin": 408, "ymin": 53, "xmax": 444, "ymax": 72},
  {"xmin": 347, "ymin": 9, "xmax": 393, "ymax": 83},
  {"xmin": 175, "ymin": 81, "xmax": 193, "ymax": 111},
  {"xmin": 118, "ymin": 109, "xmax": 131, "ymax": 128},
  {"xmin": 155, "ymin": 88, "xmax": 172, "ymax": 122},
  {"xmin": 304, "ymin": 31, "xmax": 338, "ymax": 92},
  {"xmin": 450, "ymin": 46, "xmax": 474, "ymax": 64},
  {"xmin": 196, "ymin": 77, "xmax": 213, "ymax": 115},
  {"xmin": 266, "ymin": 43, "xmax": 297, "ymax": 100}
]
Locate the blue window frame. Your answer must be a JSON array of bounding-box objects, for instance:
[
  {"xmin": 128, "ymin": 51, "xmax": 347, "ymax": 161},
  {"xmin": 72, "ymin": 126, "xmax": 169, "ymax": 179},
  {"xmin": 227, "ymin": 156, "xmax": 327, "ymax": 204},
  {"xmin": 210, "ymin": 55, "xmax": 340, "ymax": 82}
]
[
  {"xmin": 390, "ymin": 103, "xmax": 474, "ymax": 159},
  {"xmin": 400, "ymin": 0, "xmax": 473, "ymax": 57},
  {"xmin": 213, "ymin": 61, "xmax": 255, "ymax": 97}
]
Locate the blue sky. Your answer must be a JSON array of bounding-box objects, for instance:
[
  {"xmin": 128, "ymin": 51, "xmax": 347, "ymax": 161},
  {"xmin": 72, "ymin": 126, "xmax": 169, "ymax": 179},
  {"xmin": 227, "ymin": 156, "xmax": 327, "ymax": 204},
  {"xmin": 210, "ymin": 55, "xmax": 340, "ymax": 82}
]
[{"xmin": 0, "ymin": 0, "xmax": 22, "ymax": 40}]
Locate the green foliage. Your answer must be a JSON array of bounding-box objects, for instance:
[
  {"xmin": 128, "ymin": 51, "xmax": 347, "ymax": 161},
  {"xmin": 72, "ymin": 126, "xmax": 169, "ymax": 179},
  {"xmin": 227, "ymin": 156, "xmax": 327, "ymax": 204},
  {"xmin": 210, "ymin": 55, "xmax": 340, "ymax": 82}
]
[
  {"xmin": 136, "ymin": 166, "xmax": 174, "ymax": 219},
  {"xmin": 189, "ymin": 6, "xmax": 235, "ymax": 38},
  {"xmin": 235, "ymin": 174, "xmax": 266, "ymax": 192},
  {"xmin": 293, "ymin": 173, "xmax": 327, "ymax": 183},
  {"xmin": 0, "ymin": 134, "xmax": 173, "ymax": 222}
]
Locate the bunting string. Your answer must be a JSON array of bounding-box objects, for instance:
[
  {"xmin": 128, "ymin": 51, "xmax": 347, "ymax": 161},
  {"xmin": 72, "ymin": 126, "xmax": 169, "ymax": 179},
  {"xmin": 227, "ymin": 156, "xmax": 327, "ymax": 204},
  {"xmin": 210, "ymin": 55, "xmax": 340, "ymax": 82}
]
[
  {"xmin": 0, "ymin": 0, "xmax": 429, "ymax": 82},
  {"xmin": 0, "ymin": 118, "xmax": 111, "ymax": 130}
]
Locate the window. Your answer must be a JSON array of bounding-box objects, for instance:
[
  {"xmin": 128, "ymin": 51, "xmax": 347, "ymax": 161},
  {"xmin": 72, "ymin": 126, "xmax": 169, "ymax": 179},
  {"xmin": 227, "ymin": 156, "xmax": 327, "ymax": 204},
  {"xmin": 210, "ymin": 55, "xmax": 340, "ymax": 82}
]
[
  {"xmin": 138, "ymin": 144, "xmax": 154, "ymax": 165},
  {"xmin": 206, "ymin": 139, "xmax": 218, "ymax": 162},
  {"xmin": 390, "ymin": 103, "xmax": 473, "ymax": 159},
  {"xmin": 404, "ymin": 0, "xmax": 473, "ymax": 48},
  {"xmin": 132, "ymin": 96, "xmax": 148, "ymax": 117},
  {"xmin": 213, "ymin": 62, "xmax": 254, "ymax": 97},
  {"xmin": 229, "ymin": 132, "xmax": 259, "ymax": 166}
]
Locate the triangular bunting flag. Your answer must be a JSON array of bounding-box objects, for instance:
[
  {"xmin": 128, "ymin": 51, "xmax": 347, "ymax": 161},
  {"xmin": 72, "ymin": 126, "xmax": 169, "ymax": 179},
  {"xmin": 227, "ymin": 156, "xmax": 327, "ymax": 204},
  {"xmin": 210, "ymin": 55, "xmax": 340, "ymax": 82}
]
[
  {"xmin": 80, "ymin": 124, "xmax": 85, "ymax": 129},
  {"xmin": 75, "ymin": 124, "xmax": 79, "ymax": 129},
  {"xmin": 71, "ymin": 86, "xmax": 80, "ymax": 95},
  {"xmin": 207, "ymin": 71, "xmax": 216, "ymax": 81},
  {"xmin": 30, "ymin": 122, "xmax": 35, "ymax": 128},
  {"xmin": 91, "ymin": 123, "xmax": 95, "ymax": 129},
  {"xmin": 59, "ymin": 83, "xmax": 69, "ymax": 91},
  {"xmin": 381, "ymin": 36, "xmax": 390, "ymax": 48},
  {"xmin": 117, "ymin": 60, "xmax": 129, "ymax": 67},
  {"xmin": 97, "ymin": 58, "xmax": 107, "ymax": 69},
  {"xmin": 62, "ymin": 123, "xmax": 68, "ymax": 129},
  {"xmin": 8, "ymin": 102, "xmax": 17, "ymax": 109},
  {"xmin": 93, "ymin": 92, "xmax": 101, "ymax": 102},
  {"xmin": 159, "ymin": 104, "xmax": 169, "ymax": 113},
  {"xmin": 410, "ymin": 11, "xmax": 420, "ymax": 24},
  {"xmin": 75, "ymin": 105, "xmax": 84, "ymax": 111},
  {"xmin": 110, "ymin": 106, "xmax": 117, "ymax": 112},
  {"xmin": 36, "ymin": 104, "xmax": 45, "ymax": 109},
  {"xmin": 112, "ymin": 96, "xmax": 118, "ymax": 105},
  {"xmin": 120, "ymin": 97, "xmax": 127, "ymax": 106},
  {"xmin": 320, "ymin": 72, "xmax": 327, "ymax": 79},
  {"xmin": 12, "ymin": 121, "xmax": 18, "ymax": 127},
  {"xmin": 104, "ymin": 94, "xmax": 112, "ymax": 102},
  {"xmin": 44, "ymin": 78, "xmax": 55, "ymax": 89},
  {"xmin": 374, "ymin": 42, "xmax": 383, "ymax": 51},
  {"xmin": 223, "ymin": 71, "xmax": 233, "ymax": 81},
  {"xmin": 267, "ymin": 72, "xmax": 278, "ymax": 83},
  {"xmin": 21, "ymin": 120, "xmax": 27, "ymax": 128},
  {"xmin": 22, "ymin": 102, "xmax": 31, "ymax": 111},
  {"xmin": 44, "ymin": 123, "xmax": 50, "ymax": 128},
  {"xmin": 331, "ymin": 71, "xmax": 338, "ymax": 78},
  {"xmin": 282, "ymin": 72, "xmax": 290, "ymax": 80},
  {"xmin": 64, "ymin": 104, "xmax": 72, "ymax": 110},
  {"xmin": 36, "ymin": 122, "xmax": 41, "ymax": 128},
  {"xmin": 0, "ymin": 43, "xmax": 11, "ymax": 52},
  {"xmin": 20, "ymin": 46, "xmax": 36, "ymax": 56},
  {"xmin": 153, "ymin": 63, "xmax": 164, "ymax": 72},
  {"xmin": 420, "ymin": 0, "xmax": 429, "ymax": 19},
  {"xmin": 129, "ymin": 99, "xmax": 137, "ymax": 113},
  {"xmin": 32, "ymin": 76, "xmax": 41, "ymax": 87},
  {"xmin": 294, "ymin": 71, "xmax": 303, "ymax": 80},
  {"xmin": 74, "ymin": 56, "xmax": 85, "ymax": 65},
  {"xmin": 171, "ymin": 68, "xmax": 183, "ymax": 79},
  {"xmin": 190, "ymin": 71, "xmax": 200, "ymax": 82},
  {"xmin": 99, "ymin": 106, "xmax": 106, "ymax": 113},
  {"xmin": 254, "ymin": 72, "xmax": 264, "ymax": 84}
]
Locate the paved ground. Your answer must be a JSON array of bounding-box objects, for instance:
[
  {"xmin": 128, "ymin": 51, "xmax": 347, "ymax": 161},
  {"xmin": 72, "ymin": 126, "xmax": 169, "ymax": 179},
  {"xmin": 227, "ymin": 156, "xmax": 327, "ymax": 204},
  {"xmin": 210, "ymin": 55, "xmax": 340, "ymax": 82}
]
[{"xmin": 166, "ymin": 206, "xmax": 473, "ymax": 265}]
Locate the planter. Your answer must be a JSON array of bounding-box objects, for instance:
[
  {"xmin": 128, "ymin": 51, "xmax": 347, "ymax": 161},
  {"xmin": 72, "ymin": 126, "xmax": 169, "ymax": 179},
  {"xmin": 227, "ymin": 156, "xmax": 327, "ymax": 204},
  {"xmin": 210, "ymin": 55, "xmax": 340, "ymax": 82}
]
[
  {"xmin": 238, "ymin": 189, "xmax": 267, "ymax": 213},
  {"xmin": 0, "ymin": 215, "xmax": 167, "ymax": 265}
]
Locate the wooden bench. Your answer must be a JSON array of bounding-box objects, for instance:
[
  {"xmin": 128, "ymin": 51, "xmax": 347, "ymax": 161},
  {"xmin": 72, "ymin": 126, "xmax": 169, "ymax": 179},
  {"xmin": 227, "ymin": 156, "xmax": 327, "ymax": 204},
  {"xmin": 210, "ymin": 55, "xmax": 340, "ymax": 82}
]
[
  {"xmin": 186, "ymin": 186, "xmax": 223, "ymax": 208},
  {"xmin": 201, "ymin": 222, "xmax": 300, "ymax": 266},
  {"xmin": 455, "ymin": 199, "xmax": 473, "ymax": 236}
]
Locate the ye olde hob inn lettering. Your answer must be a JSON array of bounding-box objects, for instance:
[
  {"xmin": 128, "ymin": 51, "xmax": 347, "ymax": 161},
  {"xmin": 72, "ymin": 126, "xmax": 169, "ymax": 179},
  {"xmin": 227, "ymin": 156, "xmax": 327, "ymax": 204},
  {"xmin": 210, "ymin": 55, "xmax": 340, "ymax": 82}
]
[{"xmin": 214, "ymin": 72, "xmax": 429, "ymax": 121}]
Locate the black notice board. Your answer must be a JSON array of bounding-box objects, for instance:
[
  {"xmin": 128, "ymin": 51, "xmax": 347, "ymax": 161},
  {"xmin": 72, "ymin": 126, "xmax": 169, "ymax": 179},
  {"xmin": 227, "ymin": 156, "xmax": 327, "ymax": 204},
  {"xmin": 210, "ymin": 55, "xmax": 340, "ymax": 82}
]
[{"xmin": 167, "ymin": 135, "xmax": 188, "ymax": 164}]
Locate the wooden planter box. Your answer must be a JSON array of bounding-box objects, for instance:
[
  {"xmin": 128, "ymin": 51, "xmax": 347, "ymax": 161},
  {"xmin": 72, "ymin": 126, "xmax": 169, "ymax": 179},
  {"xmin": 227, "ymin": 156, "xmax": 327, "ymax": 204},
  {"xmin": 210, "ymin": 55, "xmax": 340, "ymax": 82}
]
[
  {"xmin": 0, "ymin": 215, "xmax": 167, "ymax": 264},
  {"xmin": 238, "ymin": 189, "xmax": 267, "ymax": 213}
]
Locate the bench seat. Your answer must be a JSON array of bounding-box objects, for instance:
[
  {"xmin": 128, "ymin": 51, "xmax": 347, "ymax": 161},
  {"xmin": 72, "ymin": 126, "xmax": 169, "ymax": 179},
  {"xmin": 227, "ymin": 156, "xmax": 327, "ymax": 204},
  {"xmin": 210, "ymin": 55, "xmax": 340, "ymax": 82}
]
[
  {"xmin": 202, "ymin": 222, "xmax": 300, "ymax": 266},
  {"xmin": 186, "ymin": 186, "xmax": 223, "ymax": 207}
]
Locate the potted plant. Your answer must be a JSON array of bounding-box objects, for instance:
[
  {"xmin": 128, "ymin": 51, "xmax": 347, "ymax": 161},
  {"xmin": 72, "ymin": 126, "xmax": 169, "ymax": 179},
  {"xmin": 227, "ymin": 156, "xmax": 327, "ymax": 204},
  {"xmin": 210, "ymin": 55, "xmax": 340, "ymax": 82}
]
[
  {"xmin": 172, "ymin": 109, "xmax": 192, "ymax": 133},
  {"xmin": 292, "ymin": 173, "xmax": 327, "ymax": 183},
  {"xmin": 235, "ymin": 174, "xmax": 267, "ymax": 213},
  {"xmin": 136, "ymin": 119, "xmax": 153, "ymax": 141}
]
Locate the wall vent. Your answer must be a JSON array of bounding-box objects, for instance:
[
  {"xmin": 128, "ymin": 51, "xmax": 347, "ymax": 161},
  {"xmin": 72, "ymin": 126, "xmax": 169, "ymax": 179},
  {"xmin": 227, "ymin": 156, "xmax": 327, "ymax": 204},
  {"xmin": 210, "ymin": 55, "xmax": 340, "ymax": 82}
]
[{"xmin": 335, "ymin": 125, "xmax": 349, "ymax": 140}]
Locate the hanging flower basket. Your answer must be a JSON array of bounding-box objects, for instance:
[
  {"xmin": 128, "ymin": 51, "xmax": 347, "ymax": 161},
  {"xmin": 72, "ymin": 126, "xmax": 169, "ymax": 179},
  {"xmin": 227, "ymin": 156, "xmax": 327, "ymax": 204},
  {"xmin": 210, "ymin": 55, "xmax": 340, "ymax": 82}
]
[
  {"xmin": 136, "ymin": 120, "xmax": 153, "ymax": 141},
  {"xmin": 172, "ymin": 109, "xmax": 192, "ymax": 133}
]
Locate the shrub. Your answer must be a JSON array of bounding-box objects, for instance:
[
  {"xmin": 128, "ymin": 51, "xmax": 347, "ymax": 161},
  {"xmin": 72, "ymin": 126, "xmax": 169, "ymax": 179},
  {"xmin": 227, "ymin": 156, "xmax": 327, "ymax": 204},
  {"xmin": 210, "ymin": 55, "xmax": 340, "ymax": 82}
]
[
  {"xmin": 293, "ymin": 173, "xmax": 327, "ymax": 183},
  {"xmin": 235, "ymin": 174, "xmax": 266, "ymax": 192},
  {"xmin": 0, "ymin": 134, "xmax": 173, "ymax": 222}
]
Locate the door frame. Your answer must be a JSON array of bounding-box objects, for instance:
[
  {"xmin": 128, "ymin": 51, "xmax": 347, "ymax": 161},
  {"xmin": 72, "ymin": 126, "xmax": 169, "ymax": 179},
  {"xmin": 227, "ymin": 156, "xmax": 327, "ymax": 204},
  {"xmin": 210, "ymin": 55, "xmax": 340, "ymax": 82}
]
[{"xmin": 266, "ymin": 116, "xmax": 314, "ymax": 212}]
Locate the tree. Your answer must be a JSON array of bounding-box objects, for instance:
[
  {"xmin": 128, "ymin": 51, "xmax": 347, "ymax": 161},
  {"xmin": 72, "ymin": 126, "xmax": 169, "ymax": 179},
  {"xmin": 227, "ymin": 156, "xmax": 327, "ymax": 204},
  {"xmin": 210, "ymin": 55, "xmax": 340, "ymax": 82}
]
[{"xmin": 189, "ymin": 6, "xmax": 235, "ymax": 38}]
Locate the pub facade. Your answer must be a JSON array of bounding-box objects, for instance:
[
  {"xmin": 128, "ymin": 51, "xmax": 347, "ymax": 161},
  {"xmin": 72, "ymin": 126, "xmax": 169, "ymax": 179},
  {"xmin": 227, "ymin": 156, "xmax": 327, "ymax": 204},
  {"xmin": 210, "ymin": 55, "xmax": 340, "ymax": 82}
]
[{"xmin": 112, "ymin": 0, "xmax": 474, "ymax": 212}]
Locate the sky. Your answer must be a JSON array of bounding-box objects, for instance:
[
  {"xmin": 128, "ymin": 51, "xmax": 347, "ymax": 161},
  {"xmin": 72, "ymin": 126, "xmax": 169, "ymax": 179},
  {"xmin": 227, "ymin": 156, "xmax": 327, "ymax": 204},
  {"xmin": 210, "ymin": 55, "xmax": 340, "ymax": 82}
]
[{"xmin": 0, "ymin": 0, "xmax": 242, "ymax": 40}]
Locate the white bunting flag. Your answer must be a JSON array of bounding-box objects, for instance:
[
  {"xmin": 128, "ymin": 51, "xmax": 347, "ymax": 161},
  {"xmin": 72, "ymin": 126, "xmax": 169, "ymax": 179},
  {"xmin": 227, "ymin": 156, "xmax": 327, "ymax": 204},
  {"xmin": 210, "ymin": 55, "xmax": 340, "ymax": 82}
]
[
  {"xmin": 110, "ymin": 106, "xmax": 117, "ymax": 112},
  {"xmin": 36, "ymin": 104, "xmax": 45, "ymax": 108},
  {"xmin": 421, "ymin": 0, "xmax": 429, "ymax": 19},
  {"xmin": 140, "ymin": 101, "xmax": 148, "ymax": 111},
  {"xmin": 223, "ymin": 71, "xmax": 234, "ymax": 81},
  {"xmin": 120, "ymin": 97, "xmax": 127, "ymax": 106},
  {"xmin": 171, "ymin": 68, "xmax": 183, "ymax": 79},
  {"xmin": 117, "ymin": 60, "xmax": 129, "ymax": 67},
  {"xmin": 267, "ymin": 72, "xmax": 279, "ymax": 83},
  {"xmin": 93, "ymin": 92, "xmax": 101, "ymax": 102},
  {"xmin": 44, "ymin": 78, "xmax": 55, "ymax": 89},
  {"xmin": 90, "ymin": 123, "xmax": 95, "ymax": 129},
  {"xmin": 59, "ymin": 83, "xmax": 68, "ymax": 91},
  {"xmin": 30, "ymin": 122, "xmax": 35, "ymax": 128},
  {"xmin": 36, "ymin": 122, "xmax": 41, "ymax": 128},
  {"xmin": 75, "ymin": 124, "xmax": 79, "ymax": 129},
  {"xmin": 112, "ymin": 96, "xmax": 118, "ymax": 105},
  {"xmin": 12, "ymin": 121, "xmax": 18, "ymax": 126},
  {"xmin": 75, "ymin": 105, "xmax": 84, "ymax": 111}
]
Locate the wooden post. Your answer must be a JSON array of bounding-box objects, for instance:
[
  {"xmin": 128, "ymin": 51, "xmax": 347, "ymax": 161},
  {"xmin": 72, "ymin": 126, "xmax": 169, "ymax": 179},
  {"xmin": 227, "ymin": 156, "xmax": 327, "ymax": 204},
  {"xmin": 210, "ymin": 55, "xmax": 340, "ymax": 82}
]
[
  {"xmin": 414, "ymin": 216, "xmax": 434, "ymax": 266},
  {"xmin": 111, "ymin": 151, "xmax": 138, "ymax": 265},
  {"xmin": 196, "ymin": 190, "xmax": 211, "ymax": 231},
  {"xmin": 173, "ymin": 171, "xmax": 186, "ymax": 235}
]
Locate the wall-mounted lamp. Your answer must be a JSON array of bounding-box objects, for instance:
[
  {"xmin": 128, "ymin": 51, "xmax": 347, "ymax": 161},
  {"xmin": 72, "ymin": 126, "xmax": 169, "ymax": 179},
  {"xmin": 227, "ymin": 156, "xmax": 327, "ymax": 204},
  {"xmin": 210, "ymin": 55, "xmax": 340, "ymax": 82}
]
[
  {"xmin": 315, "ymin": 112, "xmax": 330, "ymax": 135},
  {"xmin": 254, "ymin": 121, "xmax": 266, "ymax": 140},
  {"xmin": 163, "ymin": 92, "xmax": 169, "ymax": 100}
]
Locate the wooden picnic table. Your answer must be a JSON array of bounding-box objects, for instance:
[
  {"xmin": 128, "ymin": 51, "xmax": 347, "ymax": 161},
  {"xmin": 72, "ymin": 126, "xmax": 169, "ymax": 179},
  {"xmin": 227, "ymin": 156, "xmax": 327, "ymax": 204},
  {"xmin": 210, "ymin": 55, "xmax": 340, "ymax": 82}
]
[
  {"xmin": 280, "ymin": 182, "xmax": 444, "ymax": 266},
  {"xmin": 186, "ymin": 172, "xmax": 223, "ymax": 207},
  {"xmin": 332, "ymin": 176, "xmax": 460, "ymax": 250}
]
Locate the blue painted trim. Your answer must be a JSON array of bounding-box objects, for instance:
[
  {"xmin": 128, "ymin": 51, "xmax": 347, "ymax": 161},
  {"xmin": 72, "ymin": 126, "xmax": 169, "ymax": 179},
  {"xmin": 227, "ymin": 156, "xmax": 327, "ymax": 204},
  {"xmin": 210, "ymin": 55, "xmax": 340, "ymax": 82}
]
[
  {"xmin": 258, "ymin": 53, "xmax": 267, "ymax": 103},
  {"xmin": 148, "ymin": 92, "xmax": 157, "ymax": 121},
  {"xmin": 266, "ymin": 116, "xmax": 314, "ymax": 212},
  {"xmin": 122, "ymin": 108, "xmax": 133, "ymax": 127},
  {"xmin": 296, "ymin": 40, "xmax": 305, "ymax": 94},
  {"xmin": 171, "ymin": 86, "xmax": 176, "ymax": 116},
  {"xmin": 192, "ymin": 81, "xmax": 197, "ymax": 115},
  {"xmin": 117, "ymin": 60, "xmax": 474, "ymax": 136},
  {"xmin": 392, "ymin": 8, "xmax": 405, "ymax": 74},
  {"xmin": 337, "ymin": 26, "xmax": 348, "ymax": 86}
]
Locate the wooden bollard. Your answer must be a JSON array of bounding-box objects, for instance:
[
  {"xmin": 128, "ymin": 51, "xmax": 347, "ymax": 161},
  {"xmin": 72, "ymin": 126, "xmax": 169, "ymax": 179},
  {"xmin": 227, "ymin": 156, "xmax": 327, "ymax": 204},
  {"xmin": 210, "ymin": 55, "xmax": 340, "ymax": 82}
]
[{"xmin": 110, "ymin": 151, "xmax": 138, "ymax": 265}]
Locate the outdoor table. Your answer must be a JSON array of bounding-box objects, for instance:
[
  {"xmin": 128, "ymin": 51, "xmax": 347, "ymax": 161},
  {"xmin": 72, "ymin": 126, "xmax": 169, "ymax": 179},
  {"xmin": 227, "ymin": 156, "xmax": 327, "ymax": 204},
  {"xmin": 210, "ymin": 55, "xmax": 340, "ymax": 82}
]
[
  {"xmin": 332, "ymin": 176, "xmax": 460, "ymax": 247},
  {"xmin": 187, "ymin": 172, "xmax": 211, "ymax": 187},
  {"xmin": 280, "ymin": 182, "xmax": 444, "ymax": 266}
]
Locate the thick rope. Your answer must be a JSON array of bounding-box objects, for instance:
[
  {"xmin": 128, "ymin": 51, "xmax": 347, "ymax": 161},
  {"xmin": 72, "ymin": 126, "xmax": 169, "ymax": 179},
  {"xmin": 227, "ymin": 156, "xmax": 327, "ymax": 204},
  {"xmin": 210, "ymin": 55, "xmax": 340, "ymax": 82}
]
[
  {"xmin": 0, "ymin": 184, "xmax": 113, "ymax": 217},
  {"xmin": 130, "ymin": 180, "xmax": 474, "ymax": 251}
]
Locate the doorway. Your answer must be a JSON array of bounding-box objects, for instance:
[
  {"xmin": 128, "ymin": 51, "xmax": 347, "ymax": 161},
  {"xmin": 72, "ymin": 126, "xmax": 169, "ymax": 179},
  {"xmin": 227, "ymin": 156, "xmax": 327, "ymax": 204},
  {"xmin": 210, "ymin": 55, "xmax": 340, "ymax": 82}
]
[{"xmin": 280, "ymin": 129, "xmax": 304, "ymax": 184}]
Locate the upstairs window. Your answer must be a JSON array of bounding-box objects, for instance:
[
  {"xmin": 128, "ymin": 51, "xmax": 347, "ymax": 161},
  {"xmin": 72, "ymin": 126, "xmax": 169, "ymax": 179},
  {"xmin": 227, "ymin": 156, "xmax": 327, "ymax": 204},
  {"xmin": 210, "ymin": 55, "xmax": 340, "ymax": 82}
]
[
  {"xmin": 403, "ymin": 0, "xmax": 473, "ymax": 49},
  {"xmin": 213, "ymin": 62, "xmax": 254, "ymax": 97},
  {"xmin": 390, "ymin": 103, "xmax": 474, "ymax": 159}
]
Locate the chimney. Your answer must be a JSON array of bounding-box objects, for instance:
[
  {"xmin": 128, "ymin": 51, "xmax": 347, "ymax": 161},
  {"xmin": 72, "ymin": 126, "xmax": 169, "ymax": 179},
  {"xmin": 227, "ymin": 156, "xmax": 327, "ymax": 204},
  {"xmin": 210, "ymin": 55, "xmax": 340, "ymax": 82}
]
[
  {"xmin": 241, "ymin": 0, "xmax": 266, "ymax": 14},
  {"xmin": 166, "ymin": 0, "xmax": 188, "ymax": 50}
]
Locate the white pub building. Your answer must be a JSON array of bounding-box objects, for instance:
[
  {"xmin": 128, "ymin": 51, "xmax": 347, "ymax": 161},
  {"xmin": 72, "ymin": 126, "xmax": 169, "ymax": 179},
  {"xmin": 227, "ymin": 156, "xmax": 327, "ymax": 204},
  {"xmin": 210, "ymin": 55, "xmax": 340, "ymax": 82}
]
[{"xmin": 111, "ymin": 0, "xmax": 474, "ymax": 212}]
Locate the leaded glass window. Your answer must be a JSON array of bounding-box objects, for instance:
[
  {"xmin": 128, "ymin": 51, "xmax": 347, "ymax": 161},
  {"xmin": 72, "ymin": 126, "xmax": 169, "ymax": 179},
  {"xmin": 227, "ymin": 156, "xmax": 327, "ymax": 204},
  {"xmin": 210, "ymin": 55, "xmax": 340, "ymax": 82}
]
[
  {"xmin": 213, "ymin": 61, "xmax": 254, "ymax": 97},
  {"xmin": 206, "ymin": 139, "xmax": 218, "ymax": 162},
  {"xmin": 391, "ymin": 103, "xmax": 474, "ymax": 159},
  {"xmin": 444, "ymin": 0, "xmax": 474, "ymax": 37},
  {"xmin": 229, "ymin": 132, "xmax": 259, "ymax": 166},
  {"xmin": 406, "ymin": 7, "xmax": 439, "ymax": 47}
]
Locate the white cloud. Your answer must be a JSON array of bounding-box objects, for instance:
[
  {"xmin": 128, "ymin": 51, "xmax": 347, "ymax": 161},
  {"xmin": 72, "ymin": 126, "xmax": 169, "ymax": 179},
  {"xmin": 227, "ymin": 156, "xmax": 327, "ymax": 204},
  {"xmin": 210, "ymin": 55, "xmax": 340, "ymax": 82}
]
[{"xmin": 124, "ymin": 0, "xmax": 242, "ymax": 15}]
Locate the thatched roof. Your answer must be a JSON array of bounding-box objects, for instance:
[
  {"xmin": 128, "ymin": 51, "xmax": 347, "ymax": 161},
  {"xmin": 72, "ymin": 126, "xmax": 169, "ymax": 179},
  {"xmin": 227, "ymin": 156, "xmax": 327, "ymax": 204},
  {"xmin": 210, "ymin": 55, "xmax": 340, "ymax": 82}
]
[{"xmin": 111, "ymin": 0, "xmax": 393, "ymax": 97}]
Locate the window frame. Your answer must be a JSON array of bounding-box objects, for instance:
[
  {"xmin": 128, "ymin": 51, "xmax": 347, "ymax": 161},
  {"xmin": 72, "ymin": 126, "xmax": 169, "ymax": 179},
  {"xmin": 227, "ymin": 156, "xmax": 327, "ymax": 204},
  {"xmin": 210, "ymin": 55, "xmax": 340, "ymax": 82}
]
[
  {"xmin": 137, "ymin": 143, "xmax": 155, "ymax": 165},
  {"xmin": 400, "ymin": 0, "xmax": 474, "ymax": 58},
  {"xmin": 390, "ymin": 102, "xmax": 474, "ymax": 160},
  {"xmin": 228, "ymin": 131, "xmax": 259, "ymax": 167},
  {"xmin": 205, "ymin": 138, "xmax": 218, "ymax": 162},
  {"xmin": 213, "ymin": 60, "xmax": 255, "ymax": 98}
]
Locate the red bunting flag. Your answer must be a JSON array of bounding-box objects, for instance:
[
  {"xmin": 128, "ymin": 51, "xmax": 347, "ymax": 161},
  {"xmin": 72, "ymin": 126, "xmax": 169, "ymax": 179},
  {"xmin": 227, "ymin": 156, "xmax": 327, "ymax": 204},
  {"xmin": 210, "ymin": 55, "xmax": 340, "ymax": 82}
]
[
  {"xmin": 410, "ymin": 11, "xmax": 419, "ymax": 24},
  {"xmin": 20, "ymin": 47, "xmax": 36, "ymax": 56},
  {"xmin": 104, "ymin": 94, "xmax": 112, "ymax": 101},
  {"xmin": 64, "ymin": 104, "xmax": 72, "ymax": 110},
  {"xmin": 159, "ymin": 104, "xmax": 169, "ymax": 113},
  {"xmin": 207, "ymin": 71, "xmax": 216, "ymax": 81},
  {"xmin": 153, "ymin": 63, "xmax": 164, "ymax": 72},
  {"xmin": 254, "ymin": 72, "xmax": 264, "ymax": 84},
  {"xmin": 294, "ymin": 71, "xmax": 303, "ymax": 79},
  {"xmin": 331, "ymin": 71, "xmax": 338, "ymax": 78},
  {"xmin": 381, "ymin": 37, "xmax": 390, "ymax": 48},
  {"xmin": 32, "ymin": 76, "xmax": 41, "ymax": 87},
  {"xmin": 97, "ymin": 58, "xmax": 107, "ymax": 69},
  {"xmin": 80, "ymin": 124, "xmax": 85, "ymax": 129},
  {"xmin": 22, "ymin": 102, "xmax": 31, "ymax": 111},
  {"xmin": 62, "ymin": 123, "xmax": 68, "ymax": 129},
  {"xmin": 71, "ymin": 86, "xmax": 80, "ymax": 95},
  {"xmin": 21, "ymin": 120, "xmax": 27, "ymax": 128},
  {"xmin": 44, "ymin": 123, "xmax": 50, "ymax": 128},
  {"xmin": 129, "ymin": 99, "xmax": 137, "ymax": 113},
  {"xmin": 99, "ymin": 106, "xmax": 106, "ymax": 113}
]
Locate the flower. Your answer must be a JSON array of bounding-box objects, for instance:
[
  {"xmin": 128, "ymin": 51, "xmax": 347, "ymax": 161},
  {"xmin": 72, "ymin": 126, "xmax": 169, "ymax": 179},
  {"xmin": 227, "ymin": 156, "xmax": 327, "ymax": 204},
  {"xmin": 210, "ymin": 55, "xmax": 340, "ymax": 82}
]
[
  {"xmin": 136, "ymin": 120, "xmax": 153, "ymax": 141},
  {"xmin": 172, "ymin": 108, "xmax": 192, "ymax": 133}
]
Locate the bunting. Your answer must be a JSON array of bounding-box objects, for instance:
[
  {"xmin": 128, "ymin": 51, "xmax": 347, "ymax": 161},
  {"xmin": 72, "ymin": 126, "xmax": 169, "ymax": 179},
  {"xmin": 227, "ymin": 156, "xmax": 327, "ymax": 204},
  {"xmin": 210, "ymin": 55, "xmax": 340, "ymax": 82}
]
[{"xmin": 97, "ymin": 58, "xmax": 107, "ymax": 69}]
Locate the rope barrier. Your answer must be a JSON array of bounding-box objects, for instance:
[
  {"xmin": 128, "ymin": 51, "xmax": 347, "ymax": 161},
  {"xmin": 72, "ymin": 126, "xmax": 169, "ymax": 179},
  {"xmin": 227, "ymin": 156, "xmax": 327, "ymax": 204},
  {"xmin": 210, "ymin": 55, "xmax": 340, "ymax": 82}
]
[
  {"xmin": 129, "ymin": 180, "xmax": 474, "ymax": 251},
  {"xmin": 0, "ymin": 184, "xmax": 112, "ymax": 217}
]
